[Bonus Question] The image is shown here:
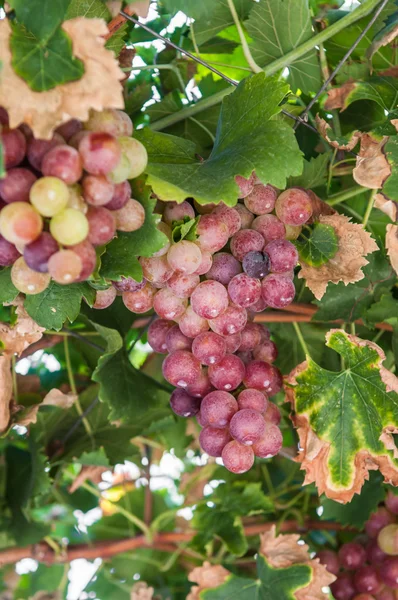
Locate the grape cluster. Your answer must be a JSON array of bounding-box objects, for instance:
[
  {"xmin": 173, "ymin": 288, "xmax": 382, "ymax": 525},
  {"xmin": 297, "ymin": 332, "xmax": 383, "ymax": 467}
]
[
  {"xmin": 140, "ymin": 174, "xmax": 314, "ymax": 473},
  {"xmin": 0, "ymin": 107, "xmax": 147, "ymax": 296},
  {"xmin": 318, "ymin": 495, "xmax": 398, "ymax": 600}
]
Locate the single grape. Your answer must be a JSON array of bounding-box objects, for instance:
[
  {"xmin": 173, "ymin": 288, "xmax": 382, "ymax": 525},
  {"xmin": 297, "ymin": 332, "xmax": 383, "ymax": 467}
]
[
  {"xmin": 252, "ymin": 214, "xmax": 286, "ymax": 244},
  {"xmin": 179, "ymin": 305, "xmax": 209, "ymax": 338},
  {"xmin": 249, "ymin": 295, "xmax": 268, "ymax": 313},
  {"xmin": 196, "ymin": 214, "xmax": 229, "ymax": 252},
  {"xmin": 252, "ymin": 423, "xmax": 283, "ymax": 457},
  {"xmin": 42, "ymin": 145, "xmax": 83, "ymax": 185},
  {"xmin": 0, "ymin": 202, "xmax": 43, "ymax": 245},
  {"xmin": 167, "ymin": 240, "xmax": 202, "ymax": 275},
  {"xmin": 153, "ymin": 287, "xmax": 188, "ymax": 320},
  {"xmin": 69, "ymin": 131, "xmax": 89, "ymax": 150},
  {"xmin": 79, "ymin": 132, "xmax": 121, "ymax": 175},
  {"xmin": 163, "ymin": 201, "xmax": 195, "ymax": 226},
  {"xmin": 165, "ymin": 325, "xmax": 192, "ymax": 353},
  {"xmin": 186, "ymin": 368, "xmax": 213, "ymax": 398},
  {"xmin": 191, "ymin": 280, "xmax": 229, "ymax": 319},
  {"xmin": 69, "ymin": 240, "xmax": 97, "ymax": 281},
  {"xmin": 140, "ymin": 255, "xmax": 174, "ymax": 285},
  {"xmin": 253, "ymin": 341, "xmax": 278, "ymax": 363},
  {"xmin": 147, "ymin": 319, "xmax": 175, "ymax": 354},
  {"xmin": 112, "ymin": 276, "xmax": 146, "ymax": 293},
  {"xmin": 244, "ymin": 360, "xmax": 282, "ymax": 395},
  {"xmin": 354, "ymin": 566, "xmax": 382, "ymax": 595},
  {"xmin": 208, "ymin": 354, "xmax": 245, "ymax": 391},
  {"xmin": 50, "ymin": 208, "xmax": 89, "ymax": 246},
  {"xmin": 162, "ymin": 350, "xmax": 201, "ymax": 388},
  {"xmin": 201, "ymin": 390, "xmax": 238, "ymax": 427},
  {"xmin": 0, "ymin": 235, "xmax": 20, "ymax": 266},
  {"xmin": 67, "ymin": 184, "xmax": 87, "ymax": 213},
  {"xmin": 113, "ymin": 198, "xmax": 145, "ymax": 233},
  {"xmin": 0, "ymin": 168, "xmax": 37, "ymax": 204},
  {"xmin": 378, "ymin": 524, "xmax": 398, "ymax": 556},
  {"xmin": 152, "ymin": 222, "xmax": 171, "ymax": 258},
  {"xmin": 206, "ymin": 252, "xmax": 242, "ymax": 285},
  {"xmin": 193, "ymin": 247, "xmax": 213, "ymax": 275},
  {"xmin": 93, "ymin": 286, "xmax": 117, "ymax": 309},
  {"xmin": 235, "ymin": 173, "xmax": 256, "ymax": 198},
  {"xmin": 11, "ymin": 256, "xmax": 50, "ymax": 294},
  {"xmin": 48, "ymin": 250, "xmax": 82, "ymax": 284},
  {"xmin": 238, "ymin": 389, "xmax": 268, "ymax": 413},
  {"xmin": 200, "ymin": 426, "xmax": 231, "ymax": 457},
  {"xmin": 366, "ymin": 540, "xmax": 387, "ymax": 565},
  {"xmin": 82, "ymin": 175, "xmax": 115, "ymax": 206},
  {"xmin": 234, "ymin": 203, "xmax": 254, "ymax": 229},
  {"xmin": 122, "ymin": 282, "xmax": 156, "ymax": 313},
  {"xmin": 196, "ymin": 411, "xmax": 206, "ymax": 427},
  {"xmin": 24, "ymin": 232, "xmax": 59, "ymax": 273},
  {"xmin": 192, "ymin": 331, "xmax": 227, "ymax": 366},
  {"xmin": 209, "ymin": 305, "xmax": 247, "ymax": 336},
  {"xmin": 261, "ymin": 274, "xmax": 295, "ymax": 309},
  {"xmin": 212, "ymin": 205, "xmax": 241, "ymax": 236},
  {"xmin": 230, "ymin": 229, "xmax": 264, "ymax": 262},
  {"xmin": 330, "ymin": 573, "xmax": 357, "ymax": 600},
  {"xmin": 380, "ymin": 558, "xmax": 398, "ymax": 589},
  {"xmin": 27, "ymin": 133, "xmax": 64, "ymax": 171},
  {"xmin": 84, "ymin": 109, "xmax": 133, "ymax": 137},
  {"xmin": 170, "ymin": 389, "xmax": 201, "ymax": 417},
  {"xmin": 239, "ymin": 323, "xmax": 263, "ymax": 351},
  {"xmin": 2, "ymin": 128, "xmax": 26, "ymax": 168},
  {"xmin": 264, "ymin": 402, "xmax": 281, "ymax": 425},
  {"xmin": 104, "ymin": 180, "xmax": 130, "ymax": 211},
  {"xmin": 275, "ymin": 188, "xmax": 313, "ymax": 226},
  {"xmin": 285, "ymin": 224, "xmax": 302, "ymax": 241},
  {"xmin": 55, "ymin": 119, "xmax": 82, "ymax": 141},
  {"xmin": 224, "ymin": 331, "xmax": 242, "ymax": 354},
  {"xmin": 86, "ymin": 206, "xmax": 115, "ymax": 246},
  {"xmin": 229, "ymin": 409, "xmax": 266, "ymax": 446},
  {"xmin": 366, "ymin": 508, "xmax": 395, "ymax": 538},
  {"xmin": 386, "ymin": 492, "xmax": 398, "ymax": 515},
  {"xmin": 244, "ymin": 184, "xmax": 278, "ymax": 215},
  {"xmin": 265, "ymin": 239, "xmax": 298, "ymax": 273},
  {"xmin": 242, "ymin": 251, "xmax": 270, "ymax": 279},
  {"xmin": 222, "ymin": 440, "xmax": 254, "ymax": 474},
  {"xmin": 338, "ymin": 542, "xmax": 367, "ymax": 570},
  {"xmin": 228, "ymin": 273, "xmax": 261, "ymax": 308},
  {"xmin": 316, "ymin": 550, "xmax": 340, "ymax": 576},
  {"xmin": 30, "ymin": 176, "xmax": 69, "ymax": 217},
  {"xmin": 117, "ymin": 137, "xmax": 148, "ymax": 179},
  {"xmin": 167, "ymin": 272, "xmax": 199, "ymax": 299}
]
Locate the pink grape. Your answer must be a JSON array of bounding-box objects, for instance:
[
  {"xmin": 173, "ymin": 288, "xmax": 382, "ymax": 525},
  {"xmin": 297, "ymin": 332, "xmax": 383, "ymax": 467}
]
[
  {"xmin": 331, "ymin": 573, "xmax": 357, "ymax": 600},
  {"xmin": 194, "ymin": 248, "xmax": 213, "ymax": 275},
  {"xmin": 275, "ymin": 188, "xmax": 313, "ymax": 226},
  {"xmin": 113, "ymin": 198, "xmax": 145, "ymax": 232},
  {"xmin": 165, "ymin": 325, "xmax": 192, "ymax": 353},
  {"xmin": 229, "ymin": 409, "xmax": 266, "ymax": 446},
  {"xmin": 230, "ymin": 229, "xmax": 264, "ymax": 262},
  {"xmin": 238, "ymin": 389, "xmax": 268, "ymax": 413},
  {"xmin": 167, "ymin": 240, "xmax": 202, "ymax": 274},
  {"xmin": 338, "ymin": 543, "xmax": 367, "ymax": 570},
  {"xmin": 201, "ymin": 390, "xmax": 238, "ymax": 427},
  {"xmin": 0, "ymin": 235, "xmax": 20, "ymax": 266},
  {"xmin": 265, "ymin": 239, "xmax": 298, "ymax": 273},
  {"xmin": 27, "ymin": 133, "xmax": 64, "ymax": 171},
  {"xmin": 380, "ymin": 558, "xmax": 398, "ymax": 589},
  {"xmin": 244, "ymin": 184, "xmax": 278, "ymax": 215},
  {"xmin": 235, "ymin": 172, "xmax": 256, "ymax": 198},
  {"xmin": 11, "ymin": 257, "xmax": 50, "ymax": 294},
  {"xmin": 140, "ymin": 255, "xmax": 174, "ymax": 285},
  {"xmin": 253, "ymin": 323, "xmax": 270, "ymax": 343},
  {"xmin": 224, "ymin": 332, "xmax": 242, "ymax": 354},
  {"xmin": 148, "ymin": 319, "xmax": 174, "ymax": 353},
  {"xmin": 249, "ymin": 295, "xmax": 268, "ymax": 312},
  {"xmin": 167, "ymin": 272, "xmax": 199, "ymax": 298},
  {"xmin": 83, "ymin": 175, "xmax": 115, "ymax": 206},
  {"xmin": 93, "ymin": 287, "xmax": 117, "ymax": 309},
  {"xmin": 378, "ymin": 524, "xmax": 398, "ymax": 555},
  {"xmin": 252, "ymin": 214, "xmax": 286, "ymax": 244},
  {"xmin": 234, "ymin": 203, "xmax": 254, "ymax": 229},
  {"xmin": 261, "ymin": 274, "xmax": 295, "ymax": 309},
  {"xmin": 192, "ymin": 331, "xmax": 226, "ymax": 366},
  {"xmin": 264, "ymin": 402, "xmax": 281, "ymax": 425},
  {"xmin": 122, "ymin": 282, "xmax": 155, "ymax": 313},
  {"xmin": 24, "ymin": 232, "xmax": 59, "ymax": 272},
  {"xmin": 252, "ymin": 424, "xmax": 283, "ymax": 457},
  {"xmin": 196, "ymin": 411, "xmax": 206, "ymax": 427},
  {"xmin": 228, "ymin": 273, "xmax": 261, "ymax": 308},
  {"xmin": 0, "ymin": 168, "xmax": 37, "ymax": 203},
  {"xmin": 112, "ymin": 277, "xmax": 145, "ymax": 293},
  {"xmin": 42, "ymin": 145, "xmax": 83, "ymax": 185},
  {"xmin": 316, "ymin": 550, "xmax": 340, "ymax": 576},
  {"xmin": 153, "ymin": 287, "xmax": 187, "ymax": 320},
  {"xmin": 212, "ymin": 205, "xmax": 241, "ymax": 236},
  {"xmin": 170, "ymin": 389, "xmax": 201, "ymax": 417},
  {"xmin": 191, "ymin": 280, "xmax": 229, "ymax": 319},
  {"xmin": 48, "ymin": 250, "xmax": 82, "ymax": 284},
  {"xmin": 162, "ymin": 350, "xmax": 201, "ymax": 388},
  {"xmin": 86, "ymin": 206, "xmax": 116, "ymax": 246},
  {"xmin": 366, "ymin": 540, "xmax": 387, "ymax": 565},
  {"xmin": 163, "ymin": 201, "xmax": 195, "ymax": 225},
  {"xmin": 0, "ymin": 202, "xmax": 43, "ymax": 245},
  {"xmin": 196, "ymin": 214, "xmax": 229, "ymax": 252},
  {"xmin": 179, "ymin": 305, "xmax": 209, "ymax": 338},
  {"xmin": 244, "ymin": 360, "xmax": 282, "ymax": 395},
  {"xmin": 242, "ymin": 251, "xmax": 270, "ymax": 279},
  {"xmin": 253, "ymin": 341, "xmax": 278, "ymax": 363},
  {"xmin": 104, "ymin": 180, "xmax": 130, "ymax": 211},
  {"xmin": 199, "ymin": 426, "xmax": 231, "ymax": 457},
  {"xmin": 2, "ymin": 128, "xmax": 26, "ymax": 168},
  {"xmin": 239, "ymin": 323, "xmax": 263, "ymax": 351},
  {"xmin": 386, "ymin": 492, "xmax": 398, "ymax": 515},
  {"xmin": 84, "ymin": 109, "xmax": 133, "ymax": 137},
  {"xmin": 186, "ymin": 368, "xmax": 213, "ymax": 398},
  {"xmin": 208, "ymin": 354, "xmax": 245, "ymax": 391},
  {"xmin": 55, "ymin": 119, "xmax": 82, "ymax": 141},
  {"xmin": 78, "ymin": 132, "xmax": 121, "ymax": 175},
  {"xmin": 366, "ymin": 508, "xmax": 395, "ymax": 538},
  {"xmin": 69, "ymin": 240, "xmax": 97, "ymax": 281},
  {"xmin": 222, "ymin": 440, "xmax": 254, "ymax": 474},
  {"xmin": 206, "ymin": 252, "xmax": 242, "ymax": 285},
  {"xmin": 375, "ymin": 588, "xmax": 396, "ymax": 600},
  {"xmin": 354, "ymin": 566, "xmax": 382, "ymax": 595},
  {"xmin": 209, "ymin": 305, "xmax": 247, "ymax": 336}
]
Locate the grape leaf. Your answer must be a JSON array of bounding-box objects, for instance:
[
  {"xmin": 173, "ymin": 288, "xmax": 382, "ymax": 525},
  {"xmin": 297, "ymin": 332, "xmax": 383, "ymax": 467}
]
[
  {"xmin": 171, "ymin": 216, "xmax": 200, "ymax": 243},
  {"xmin": 105, "ymin": 23, "xmax": 129, "ymax": 56},
  {"xmin": 78, "ymin": 447, "xmax": 110, "ymax": 467},
  {"xmin": 24, "ymin": 281, "xmax": 96, "ymax": 331},
  {"xmin": 202, "ymin": 553, "xmax": 311, "ymax": 600},
  {"xmin": 137, "ymin": 74, "xmax": 303, "ymax": 206},
  {"xmin": 8, "ymin": 0, "xmax": 70, "ymax": 39},
  {"xmin": 14, "ymin": 564, "xmax": 65, "ymax": 598},
  {"xmin": 82, "ymin": 296, "xmax": 136, "ymax": 336},
  {"xmin": 246, "ymin": 0, "xmax": 322, "ymax": 94},
  {"xmin": 296, "ymin": 223, "xmax": 339, "ymax": 267},
  {"xmin": 0, "ymin": 269, "xmax": 18, "ymax": 304},
  {"xmin": 365, "ymin": 293, "xmax": 398, "ymax": 326},
  {"xmin": 288, "ymin": 154, "xmax": 330, "ymax": 189},
  {"xmin": 382, "ymin": 135, "xmax": 398, "ymax": 201},
  {"xmin": 286, "ymin": 329, "xmax": 398, "ymax": 502},
  {"xmin": 326, "ymin": 76, "xmax": 398, "ymax": 112},
  {"xmin": 66, "ymin": 0, "xmax": 111, "ymax": 19}
]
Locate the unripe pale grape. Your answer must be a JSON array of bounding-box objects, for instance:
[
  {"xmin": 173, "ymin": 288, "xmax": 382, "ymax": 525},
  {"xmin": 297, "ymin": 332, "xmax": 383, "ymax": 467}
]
[
  {"xmin": 252, "ymin": 423, "xmax": 283, "ymax": 457},
  {"xmin": 50, "ymin": 208, "xmax": 89, "ymax": 245},
  {"xmin": 117, "ymin": 137, "xmax": 148, "ymax": 179},
  {"xmin": 163, "ymin": 201, "xmax": 195, "ymax": 226},
  {"xmin": 104, "ymin": 180, "xmax": 130, "ymax": 211},
  {"xmin": 366, "ymin": 508, "xmax": 395, "ymax": 538},
  {"xmin": 206, "ymin": 252, "xmax": 242, "ymax": 285},
  {"xmin": 67, "ymin": 184, "xmax": 87, "ymax": 213},
  {"xmin": 285, "ymin": 224, "xmax": 302, "ymax": 240},
  {"xmin": 196, "ymin": 214, "xmax": 229, "ymax": 252},
  {"xmin": 242, "ymin": 250, "xmax": 270, "ymax": 279},
  {"xmin": 86, "ymin": 206, "xmax": 115, "ymax": 246},
  {"xmin": 264, "ymin": 402, "xmax": 281, "ymax": 425},
  {"xmin": 253, "ymin": 341, "xmax": 278, "ymax": 363},
  {"xmin": 153, "ymin": 287, "xmax": 187, "ymax": 320},
  {"xmin": 0, "ymin": 235, "xmax": 20, "ymax": 266},
  {"xmin": 2, "ymin": 128, "xmax": 26, "ymax": 168},
  {"xmin": 191, "ymin": 280, "xmax": 229, "ymax": 319},
  {"xmin": 69, "ymin": 240, "xmax": 97, "ymax": 281},
  {"xmin": 244, "ymin": 360, "xmax": 282, "ymax": 395},
  {"xmin": 212, "ymin": 205, "xmax": 241, "ymax": 236},
  {"xmin": 338, "ymin": 542, "xmax": 367, "ymax": 570},
  {"xmin": 179, "ymin": 305, "xmax": 209, "ymax": 338},
  {"xmin": 24, "ymin": 232, "xmax": 58, "ymax": 273},
  {"xmin": 140, "ymin": 255, "xmax": 174, "ymax": 284},
  {"xmin": 244, "ymin": 184, "xmax": 278, "ymax": 215},
  {"xmin": 11, "ymin": 256, "xmax": 50, "ymax": 294},
  {"xmin": 316, "ymin": 550, "xmax": 340, "ymax": 576},
  {"xmin": 230, "ymin": 229, "xmax": 264, "ymax": 262},
  {"xmin": 208, "ymin": 354, "xmax": 245, "ymax": 391},
  {"xmin": 378, "ymin": 524, "xmax": 398, "ymax": 555},
  {"xmin": 167, "ymin": 240, "xmax": 202, "ymax": 274},
  {"xmin": 83, "ymin": 175, "xmax": 114, "ymax": 206},
  {"xmin": 380, "ymin": 558, "xmax": 398, "ymax": 589},
  {"xmin": 235, "ymin": 203, "xmax": 254, "ymax": 229},
  {"xmin": 165, "ymin": 325, "xmax": 192, "ymax": 353},
  {"xmin": 265, "ymin": 239, "xmax": 298, "ymax": 273},
  {"xmin": 209, "ymin": 305, "xmax": 247, "ymax": 336},
  {"xmin": 27, "ymin": 133, "xmax": 64, "ymax": 171},
  {"xmin": 230, "ymin": 409, "xmax": 266, "ymax": 446},
  {"xmin": 224, "ymin": 331, "xmax": 242, "ymax": 354},
  {"xmin": 200, "ymin": 426, "xmax": 231, "ymax": 457},
  {"xmin": 186, "ymin": 368, "xmax": 213, "ymax": 398},
  {"xmin": 42, "ymin": 145, "xmax": 83, "ymax": 185},
  {"xmin": 275, "ymin": 188, "xmax": 313, "ymax": 226},
  {"xmin": 261, "ymin": 274, "xmax": 295, "ymax": 309},
  {"xmin": 354, "ymin": 566, "xmax": 382, "ymax": 595},
  {"xmin": 239, "ymin": 323, "xmax": 263, "ymax": 351},
  {"xmin": 192, "ymin": 331, "xmax": 226, "ymax": 366},
  {"xmin": 0, "ymin": 202, "xmax": 43, "ymax": 245},
  {"xmin": 330, "ymin": 573, "xmax": 356, "ymax": 600},
  {"xmin": 0, "ymin": 168, "xmax": 37, "ymax": 204},
  {"xmin": 48, "ymin": 250, "xmax": 82, "ymax": 284},
  {"xmin": 112, "ymin": 276, "xmax": 145, "ymax": 293},
  {"xmin": 122, "ymin": 282, "xmax": 155, "ymax": 313},
  {"xmin": 30, "ymin": 176, "xmax": 69, "ymax": 217},
  {"xmin": 93, "ymin": 286, "xmax": 117, "ymax": 309},
  {"xmin": 193, "ymin": 247, "xmax": 213, "ymax": 275},
  {"xmin": 113, "ymin": 198, "xmax": 145, "ymax": 232},
  {"xmin": 170, "ymin": 389, "xmax": 201, "ymax": 417},
  {"xmin": 84, "ymin": 109, "xmax": 133, "ymax": 137},
  {"xmin": 238, "ymin": 389, "xmax": 268, "ymax": 413},
  {"xmin": 235, "ymin": 172, "xmax": 256, "ymax": 198},
  {"xmin": 252, "ymin": 214, "xmax": 285, "ymax": 244},
  {"xmin": 55, "ymin": 119, "xmax": 82, "ymax": 141},
  {"xmin": 201, "ymin": 390, "xmax": 238, "ymax": 427},
  {"xmin": 167, "ymin": 272, "xmax": 199, "ymax": 298},
  {"xmin": 222, "ymin": 440, "xmax": 254, "ymax": 474},
  {"xmin": 228, "ymin": 273, "xmax": 261, "ymax": 308},
  {"xmin": 162, "ymin": 350, "xmax": 201, "ymax": 388}
]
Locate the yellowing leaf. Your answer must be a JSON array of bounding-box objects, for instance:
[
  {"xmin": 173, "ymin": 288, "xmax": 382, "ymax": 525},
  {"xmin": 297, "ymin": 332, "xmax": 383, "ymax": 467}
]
[
  {"xmin": 15, "ymin": 388, "xmax": 77, "ymax": 427},
  {"xmin": 375, "ymin": 192, "xmax": 398, "ymax": 221},
  {"xmin": 0, "ymin": 356, "xmax": 13, "ymax": 433},
  {"xmin": 386, "ymin": 223, "xmax": 398, "ymax": 276},
  {"xmin": 0, "ymin": 300, "xmax": 45, "ymax": 357},
  {"xmin": 0, "ymin": 17, "xmax": 124, "ymax": 139},
  {"xmin": 315, "ymin": 115, "xmax": 361, "ymax": 151},
  {"xmin": 298, "ymin": 214, "xmax": 378, "ymax": 300},
  {"xmin": 353, "ymin": 133, "xmax": 391, "ymax": 189}
]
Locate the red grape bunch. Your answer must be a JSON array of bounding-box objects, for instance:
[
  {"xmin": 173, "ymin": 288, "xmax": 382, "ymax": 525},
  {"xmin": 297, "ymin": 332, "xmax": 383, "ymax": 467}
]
[
  {"xmin": 318, "ymin": 494, "xmax": 398, "ymax": 600},
  {"xmin": 0, "ymin": 107, "xmax": 148, "ymax": 298}
]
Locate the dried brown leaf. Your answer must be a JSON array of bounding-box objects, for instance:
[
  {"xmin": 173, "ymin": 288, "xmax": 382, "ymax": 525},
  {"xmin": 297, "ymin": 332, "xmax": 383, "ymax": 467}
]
[
  {"xmin": 0, "ymin": 18, "xmax": 124, "ymax": 139},
  {"xmin": 298, "ymin": 214, "xmax": 378, "ymax": 300},
  {"xmin": 127, "ymin": 0, "xmax": 151, "ymax": 17},
  {"xmin": 106, "ymin": 1, "xmax": 122, "ymax": 16},
  {"xmin": 0, "ymin": 301, "xmax": 45, "ymax": 357},
  {"xmin": 306, "ymin": 189, "xmax": 336, "ymax": 223},
  {"xmin": 315, "ymin": 115, "xmax": 361, "ymax": 151},
  {"xmin": 368, "ymin": 23, "xmax": 398, "ymax": 60},
  {"xmin": 0, "ymin": 356, "xmax": 12, "ymax": 433},
  {"xmin": 375, "ymin": 193, "xmax": 398, "ymax": 221},
  {"xmin": 386, "ymin": 224, "xmax": 398, "ymax": 276},
  {"xmin": 130, "ymin": 582, "xmax": 154, "ymax": 600},
  {"xmin": 353, "ymin": 133, "xmax": 391, "ymax": 189},
  {"xmin": 187, "ymin": 562, "xmax": 230, "ymax": 600},
  {"xmin": 14, "ymin": 388, "xmax": 77, "ymax": 427},
  {"xmin": 324, "ymin": 82, "xmax": 356, "ymax": 110},
  {"xmin": 69, "ymin": 465, "xmax": 108, "ymax": 494}
]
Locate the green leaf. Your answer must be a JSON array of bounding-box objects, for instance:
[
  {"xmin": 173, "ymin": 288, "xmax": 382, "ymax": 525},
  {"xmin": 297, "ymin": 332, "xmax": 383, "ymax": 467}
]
[
  {"xmin": 289, "ymin": 154, "xmax": 330, "ymax": 189},
  {"xmin": 137, "ymin": 74, "xmax": 303, "ymax": 205},
  {"xmin": 171, "ymin": 216, "xmax": 200, "ymax": 243},
  {"xmin": 203, "ymin": 554, "xmax": 311, "ymax": 599},
  {"xmin": 66, "ymin": 0, "xmax": 111, "ymax": 19},
  {"xmin": 10, "ymin": 22, "xmax": 84, "ymax": 92},
  {"xmin": 321, "ymin": 472, "xmax": 385, "ymax": 528},
  {"xmin": 366, "ymin": 293, "xmax": 398, "ymax": 326},
  {"xmin": 270, "ymin": 322, "xmax": 329, "ymax": 376},
  {"xmin": 296, "ymin": 223, "xmax": 339, "ymax": 267},
  {"xmin": 24, "ymin": 281, "xmax": 96, "ymax": 331},
  {"xmin": 105, "ymin": 22, "xmax": 129, "ymax": 56},
  {"xmin": 291, "ymin": 330, "xmax": 398, "ymax": 496},
  {"xmin": 82, "ymin": 296, "xmax": 136, "ymax": 336},
  {"xmin": 78, "ymin": 447, "xmax": 110, "ymax": 467},
  {"xmin": 9, "ymin": 0, "xmax": 70, "ymax": 39},
  {"xmin": 332, "ymin": 77, "xmax": 398, "ymax": 112},
  {"xmin": 246, "ymin": 0, "xmax": 322, "ymax": 94},
  {"xmin": 382, "ymin": 134, "xmax": 398, "ymax": 201},
  {"xmin": 0, "ymin": 269, "xmax": 18, "ymax": 304},
  {"xmin": 368, "ymin": 9, "xmax": 398, "ymax": 61}
]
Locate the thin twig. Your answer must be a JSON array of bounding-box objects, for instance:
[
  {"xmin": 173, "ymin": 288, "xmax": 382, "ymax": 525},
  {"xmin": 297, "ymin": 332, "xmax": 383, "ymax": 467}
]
[
  {"xmin": 226, "ymin": 0, "xmax": 262, "ymax": 73},
  {"xmin": 65, "ymin": 329, "xmax": 105, "ymax": 352},
  {"xmin": 362, "ymin": 189, "xmax": 377, "ymax": 227},
  {"xmin": 62, "ymin": 396, "xmax": 99, "ymax": 444},
  {"xmin": 292, "ymin": 322, "xmax": 311, "ymax": 358},
  {"xmin": 64, "ymin": 337, "xmax": 94, "ymax": 441}
]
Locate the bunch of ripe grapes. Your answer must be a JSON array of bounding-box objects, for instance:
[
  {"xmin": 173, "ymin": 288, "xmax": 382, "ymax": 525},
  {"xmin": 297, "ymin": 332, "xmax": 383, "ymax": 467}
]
[
  {"xmin": 0, "ymin": 107, "xmax": 147, "ymax": 293},
  {"xmin": 318, "ymin": 495, "xmax": 398, "ymax": 599}
]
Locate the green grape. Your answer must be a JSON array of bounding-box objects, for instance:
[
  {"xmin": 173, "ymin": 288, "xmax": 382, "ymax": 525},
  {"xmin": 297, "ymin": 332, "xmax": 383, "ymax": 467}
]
[
  {"xmin": 117, "ymin": 137, "xmax": 148, "ymax": 179},
  {"xmin": 50, "ymin": 208, "xmax": 89, "ymax": 245},
  {"xmin": 378, "ymin": 524, "xmax": 398, "ymax": 556},
  {"xmin": 30, "ymin": 176, "xmax": 69, "ymax": 217}
]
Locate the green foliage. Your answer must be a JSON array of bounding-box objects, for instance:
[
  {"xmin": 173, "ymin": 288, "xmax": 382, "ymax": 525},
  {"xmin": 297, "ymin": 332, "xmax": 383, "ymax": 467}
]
[
  {"xmin": 366, "ymin": 293, "xmax": 398, "ymax": 326},
  {"xmin": 288, "ymin": 154, "xmax": 330, "ymax": 189},
  {"xmin": 171, "ymin": 216, "xmax": 200, "ymax": 242},
  {"xmin": 296, "ymin": 223, "xmax": 339, "ymax": 267},
  {"xmin": 0, "ymin": 269, "xmax": 18, "ymax": 304},
  {"xmin": 66, "ymin": 0, "xmax": 111, "ymax": 19},
  {"xmin": 8, "ymin": 0, "xmax": 70, "ymax": 39},
  {"xmin": 332, "ymin": 77, "xmax": 398, "ymax": 112},
  {"xmin": 383, "ymin": 135, "xmax": 398, "ymax": 201}
]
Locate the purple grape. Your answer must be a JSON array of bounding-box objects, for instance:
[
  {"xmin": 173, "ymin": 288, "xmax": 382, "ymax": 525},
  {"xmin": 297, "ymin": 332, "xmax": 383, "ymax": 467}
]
[
  {"xmin": 208, "ymin": 354, "xmax": 245, "ymax": 392},
  {"xmin": 0, "ymin": 168, "xmax": 37, "ymax": 203},
  {"xmin": 264, "ymin": 402, "xmax": 281, "ymax": 425},
  {"xmin": 162, "ymin": 350, "xmax": 201, "ymax": 388},
  {"xmin": 0, "ymin": 235, "xmax": 20, "ymax": 266},
  {"xmin": 265, "ymin": 239, "xmax": 298, "ymax": 273},
  {"xmin": 192, "ymin": 331, "xmax": 227, "ymax": 366},
  {"xmin": 386, "ymin": 492, "xmax": 398, "ymax": 515},
  {"xmin": 380, "ymin": 557, "xmax": 398, "ymax": 589},
  {"xmin": 365, "ymin": 508, "xmax": 395, "ymax": 539},
  {"xmin": 338, "ymin": 542, "xmax": 366, "ymax": 570},
  {"xmin": 147, "ymin": 319, "xmax": 174, "ymax": 354},
  {"xmin": 165, "ymin": 325, "xmax": 192, "ymax": 353},
  {"xmin": 230, "ymin": 229, "xmax": 264, "ymax": 262},
  {"xmin": 23, "ymin": 232, "xmax": 59, "ymax": 273},
  {"xmin": 206, "ymin": 252, "xmax": 242, "ymax": 285},
  {"xmin": 316, "ymin": 549, "xmax": 340, "ymax": 576},
  {"xmin": 186, "ymin": 368, "xmax": 213, "ymax": 398},
  {"xmin": 366, "ymin": 540, "xmax": 387, "ymax": 565},
  {"xmin": 2, "ymin": 128, "xmax": 26, "ymax": 168},
  {"xmin": 242, "ymin": 251, "xmax": 270, "ymax": 279},
  {"xmin": 104, "ymin": 180, "xmax": 130, "ymax": 211},
  {"xmin": 330, "ymin": 572, "xmax": 356, "ymax": 600},
  {"xmin": 229, "ymin": 409, "xmax": 266, "ymax": 446},
  {"xmin": 253, "ymin": 341, "xmax": 278, "ymax": 363},
  {"xmin": 222, "ymin": 440, "xmax": 254, "ymax": 473},
  {"xmin": 201, "ymin": 390, "xmax": 238, "ymax": 428},
  {"xmin": 112, "ymin": 276, "xmax": 146, "ymax": 293},
  {"xmin": 170, "ymin": 389, "xmax": 201, "ymax": 417},
  {"xmin": 252, "ymin": 423, "xmax": 283, "ymax": 458},
  {"xmin": 199, "ymin": 426, "xmax": 231, "ymax": 457},
  {"xmin": 224, "ymin": 332, "xmax": 242, "ymax": 354},
  {"xmin": 244, "ymin": 360, "xmax": 282, "ymax": 396},
  {"xmin": 238, "ymin": 323, "xmax": 263, "ymax": 351},
  {"xmin": 353, "ymin": 566, "xmax": 382, "ymax": 594}
]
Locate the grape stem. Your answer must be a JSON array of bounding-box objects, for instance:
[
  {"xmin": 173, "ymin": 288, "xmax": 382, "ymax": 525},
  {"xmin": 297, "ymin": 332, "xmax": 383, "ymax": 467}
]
[
  {"xmin": 63, "ymin": 337, "xmax": 94, "ymax": 443},
  {"xmin": 226, "ymin": 0, "xmax": 262, "ymax": 74},
  {"xmin": 292, "ymin": 322, "xmax": 311, "ymax": 359}
]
